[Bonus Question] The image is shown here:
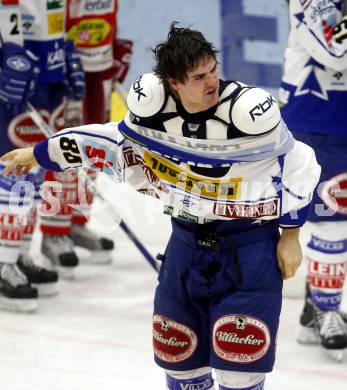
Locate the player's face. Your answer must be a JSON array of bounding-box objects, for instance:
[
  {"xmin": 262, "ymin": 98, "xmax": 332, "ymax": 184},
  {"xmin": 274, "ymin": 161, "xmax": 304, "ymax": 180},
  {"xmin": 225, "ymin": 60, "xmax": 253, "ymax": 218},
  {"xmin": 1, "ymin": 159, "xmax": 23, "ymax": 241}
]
[{"xmin": 169, "ymin": 56, "xmax": 220, "ymax": 113}]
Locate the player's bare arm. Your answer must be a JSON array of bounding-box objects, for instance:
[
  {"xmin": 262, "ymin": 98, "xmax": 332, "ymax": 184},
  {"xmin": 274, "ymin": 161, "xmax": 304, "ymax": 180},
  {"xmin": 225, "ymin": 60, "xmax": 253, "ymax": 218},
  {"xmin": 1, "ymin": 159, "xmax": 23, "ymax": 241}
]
[{"xmin": 276, "ymin": 227, "xmax": 302, "ymax": 280}]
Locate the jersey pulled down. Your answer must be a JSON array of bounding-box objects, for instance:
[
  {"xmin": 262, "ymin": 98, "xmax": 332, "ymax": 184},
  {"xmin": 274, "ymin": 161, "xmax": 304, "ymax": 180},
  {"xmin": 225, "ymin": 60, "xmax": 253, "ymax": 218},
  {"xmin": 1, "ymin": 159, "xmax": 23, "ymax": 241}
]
[
  {"xmin": 33, "ymin": 75, "xmax": 321, "ymax": 226},
  {"xmin": 280, "ymin": 0, "xmax": 347, "ymax": 135}
]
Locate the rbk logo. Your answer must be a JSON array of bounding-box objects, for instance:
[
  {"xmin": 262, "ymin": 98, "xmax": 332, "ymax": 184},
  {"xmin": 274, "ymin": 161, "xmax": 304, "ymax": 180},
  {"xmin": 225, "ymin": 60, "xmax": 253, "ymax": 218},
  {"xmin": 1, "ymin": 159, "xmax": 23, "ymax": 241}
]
[
  {"xmin": 249, "ymin": 95, "xmax": 276, "ymax": 122},
  {"xmin": 133, "ymin": 76, "xmax": 147, "ymax": 101}
]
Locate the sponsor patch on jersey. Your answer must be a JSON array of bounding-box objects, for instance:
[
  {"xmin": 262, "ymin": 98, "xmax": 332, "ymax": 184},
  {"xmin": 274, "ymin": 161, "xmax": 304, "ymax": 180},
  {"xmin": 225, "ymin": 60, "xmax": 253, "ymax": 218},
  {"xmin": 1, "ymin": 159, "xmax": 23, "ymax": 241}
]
[
  {"xmin": 163, "ymin": 205, "xmax": 174, "ymax": 216},
  {"xmin": 67, "ymin": 18, "xmax": 112, "ymax": 46},
  {"xmin": 48, "ymin": 12, "xmax": 64, "ymax": 35},
  {"xmin": 178, "ymin": 210, "xmax": 199, "ymax": 223},
  {"xmin": 320, "ymin": 172, "xmax": 347, "ymax": 216},
  {"xmin": 21, "ymin": 13, "xmax": 35, "ymax": 35},
  {"xmin": 85, "ymin": 0, "xmax": 112, "ymax": 12},
  {"xmin": 213, "ymin": 314, "xmax": 271, "ymax": 364},
  {"xmin": 311, "ymin": 289, "xmax": 342, "ymax": 311},
  {"xmin": 308, "ymin": 235, "xmax": 347, "ymax": 254},
  {"xmin": 308, "ymin": 257, "xmax": 347, "ymax": 289},
  {"xmin": 143, "ymin": 151, "xmax": 242, "ymax": 201},
  {"xmin": 153, "ymin": 315, "xmax": 198, "ymax": 363},
  {"xmin": 8, "ymin": 112, "xmax": 48, "ymax": 147},
  {"xmin": 46, "ymin": 44, "xmax": 65, "ymax": 72},
  {"xmin": 214, "ymin": 199, "xmax": 278, "ymax": 219}
]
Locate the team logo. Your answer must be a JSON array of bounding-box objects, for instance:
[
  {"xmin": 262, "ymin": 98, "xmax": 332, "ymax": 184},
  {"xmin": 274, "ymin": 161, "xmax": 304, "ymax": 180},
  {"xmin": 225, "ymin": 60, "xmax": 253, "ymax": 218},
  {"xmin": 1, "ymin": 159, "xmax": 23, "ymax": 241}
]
[
  {"xmin": 6, "ymin": 55, "xmax": 30, "ymax": 72},
  {"xmin": 320, "ymin": 173, "xmax": 347, "ymax": 215},
  {"xmin": 213, "ymin": 314, "xmax": 271, "ymax": 364},
  {"xmin": 152, "ymin": 315, "xmax": 198, "ymax": 363}
]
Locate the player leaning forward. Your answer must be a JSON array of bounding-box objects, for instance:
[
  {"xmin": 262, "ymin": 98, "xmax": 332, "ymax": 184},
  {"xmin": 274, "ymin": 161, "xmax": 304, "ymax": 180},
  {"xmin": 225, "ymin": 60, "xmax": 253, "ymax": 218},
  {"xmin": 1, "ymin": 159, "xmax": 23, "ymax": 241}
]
[{"xmin": 1, "ymin": 24, "xmax": 320, "ymax": 390}]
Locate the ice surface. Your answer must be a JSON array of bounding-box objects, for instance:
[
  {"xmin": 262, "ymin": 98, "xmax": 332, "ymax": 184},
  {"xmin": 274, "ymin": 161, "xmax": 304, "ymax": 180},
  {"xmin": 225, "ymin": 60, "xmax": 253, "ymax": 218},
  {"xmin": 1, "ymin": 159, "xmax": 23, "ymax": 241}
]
[{"xmin": 1, "ymin": 180, "xmax": 346, "ymax": 389}]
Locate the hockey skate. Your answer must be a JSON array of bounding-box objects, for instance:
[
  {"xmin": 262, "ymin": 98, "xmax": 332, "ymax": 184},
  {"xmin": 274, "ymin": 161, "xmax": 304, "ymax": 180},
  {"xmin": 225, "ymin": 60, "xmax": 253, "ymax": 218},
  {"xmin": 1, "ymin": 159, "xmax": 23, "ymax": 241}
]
[
  {"xmin": 68, "ymin": 224, "xmax": 114, "ymax": 265},
  {"xmin": 17, "ymin": 255, "xmax": 59, "ymax": 296},
  {"xmin": 297, "ymin": 282, "xmax": 319, "ymax": 344},
  {"xmin": 0, "ymin": 263, "xmax": 38, "ymax": 312},
  {"xmin": 41, "ymin": 234, "xmax": 79, "ymax": 279},
  {"xmin": 315, "ymin": 309, "xmax": 347, "ymax": 363}
]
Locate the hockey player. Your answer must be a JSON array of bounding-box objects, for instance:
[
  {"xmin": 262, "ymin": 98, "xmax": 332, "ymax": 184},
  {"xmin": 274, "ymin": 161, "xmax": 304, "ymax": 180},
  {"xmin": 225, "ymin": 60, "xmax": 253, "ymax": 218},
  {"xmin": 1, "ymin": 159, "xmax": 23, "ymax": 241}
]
[
  {"xmin": 0, "ymin": 0, "xmax": 58, "ymax": 312},
  {"xmin": 279, "ymin": 0, "xmax": 347, "ymax": 362},
  {"xmin": 19, "ymin": 0, "xmax": 86, "ymax": 278},
  {"xmin": 64, "ymin": 0, "xmax": 132, "ymax": 264},
  {"xmin": 1, "ymin": 24, "xmax": 320, "ymax": 389}
]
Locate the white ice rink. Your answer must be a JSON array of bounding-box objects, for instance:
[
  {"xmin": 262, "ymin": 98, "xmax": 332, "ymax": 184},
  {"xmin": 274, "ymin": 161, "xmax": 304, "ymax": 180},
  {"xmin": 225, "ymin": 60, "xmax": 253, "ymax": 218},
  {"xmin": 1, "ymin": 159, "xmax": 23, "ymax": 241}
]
[{"xmin": 1, "ymin": 179, "xmax": 346, "ymax": 390}]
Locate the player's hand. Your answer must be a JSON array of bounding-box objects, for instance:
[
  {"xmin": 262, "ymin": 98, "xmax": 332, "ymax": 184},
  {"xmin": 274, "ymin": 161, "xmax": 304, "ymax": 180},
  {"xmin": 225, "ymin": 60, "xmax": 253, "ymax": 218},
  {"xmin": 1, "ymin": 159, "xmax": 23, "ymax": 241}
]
[
  {"xmin": 0, "ymin": 147, "xmax": 38, "ymax": 176},
  {"xmin": 276, "ymin": 228, "xmax": 302, "ymax": 280}
]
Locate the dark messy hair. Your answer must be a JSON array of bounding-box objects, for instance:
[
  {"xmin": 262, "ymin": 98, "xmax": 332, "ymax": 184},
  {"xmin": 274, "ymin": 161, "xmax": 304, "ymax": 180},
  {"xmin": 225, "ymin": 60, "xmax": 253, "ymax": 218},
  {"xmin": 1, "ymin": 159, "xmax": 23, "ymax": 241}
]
[{"xmin": 152, "ymin": 22, "xmax": 219, "ymax": 90}]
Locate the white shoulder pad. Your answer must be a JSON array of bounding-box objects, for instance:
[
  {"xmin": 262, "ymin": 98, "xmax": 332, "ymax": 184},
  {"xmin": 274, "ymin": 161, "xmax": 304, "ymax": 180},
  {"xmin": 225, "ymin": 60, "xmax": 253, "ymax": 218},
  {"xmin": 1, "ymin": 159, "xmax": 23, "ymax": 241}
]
[
  {"xmin": 127, "ymin": 73, "xmax": 166, "ymax": 118},
  {"xmin": 231, "ymin": 88, "xmax": 281, "ymax": 135}
]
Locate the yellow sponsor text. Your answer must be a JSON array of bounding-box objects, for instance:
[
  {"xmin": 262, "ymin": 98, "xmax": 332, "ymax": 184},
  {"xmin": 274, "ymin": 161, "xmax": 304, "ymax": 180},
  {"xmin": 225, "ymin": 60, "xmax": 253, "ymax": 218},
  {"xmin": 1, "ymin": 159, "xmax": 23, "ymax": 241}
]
[{"xmin": 143, "ymin": 151, "xmax": 242, "ymax": 200}]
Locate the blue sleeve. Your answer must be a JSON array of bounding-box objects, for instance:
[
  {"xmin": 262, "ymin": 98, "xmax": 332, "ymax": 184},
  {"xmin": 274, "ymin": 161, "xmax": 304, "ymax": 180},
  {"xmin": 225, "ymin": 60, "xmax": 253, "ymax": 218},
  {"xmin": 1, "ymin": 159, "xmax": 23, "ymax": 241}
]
[
  {"xmin": 279, "ymin": 204, "xmax": 310, "ymax": 228},
  {"xmin": 33, "ymin": 140, "xmax": 62, "ymax": 172}
]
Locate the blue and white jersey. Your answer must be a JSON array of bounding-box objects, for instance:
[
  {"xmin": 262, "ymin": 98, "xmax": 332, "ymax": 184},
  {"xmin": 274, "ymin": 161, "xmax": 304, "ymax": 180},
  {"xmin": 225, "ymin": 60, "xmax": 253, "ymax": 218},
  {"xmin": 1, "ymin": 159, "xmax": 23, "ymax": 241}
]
[
  {"xmin": 20, "ymin": 0, "xmax": 66, "ymax": 83},
  {"xmin": 33, "ymin": 78, "xmax": 321, "ymax": 226},
  {"xmin": 279, "ymin": 0, "xmax": 347, "ymax": 135}
]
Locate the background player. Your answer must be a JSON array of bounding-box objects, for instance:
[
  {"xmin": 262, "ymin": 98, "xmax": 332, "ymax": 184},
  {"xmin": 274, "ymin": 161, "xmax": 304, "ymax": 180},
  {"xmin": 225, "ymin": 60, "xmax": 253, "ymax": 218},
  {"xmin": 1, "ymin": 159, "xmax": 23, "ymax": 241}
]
[
  {"xmin": 279, "ymin": 0, "xmax": 347, "ymax": 361},
  {"xmin": 0, "ymin": 0, "xmax": 59, "ymax": 312},
  {"xmin": 63, "ymin": 0, "xmax": 132, "ymax": 265}
]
